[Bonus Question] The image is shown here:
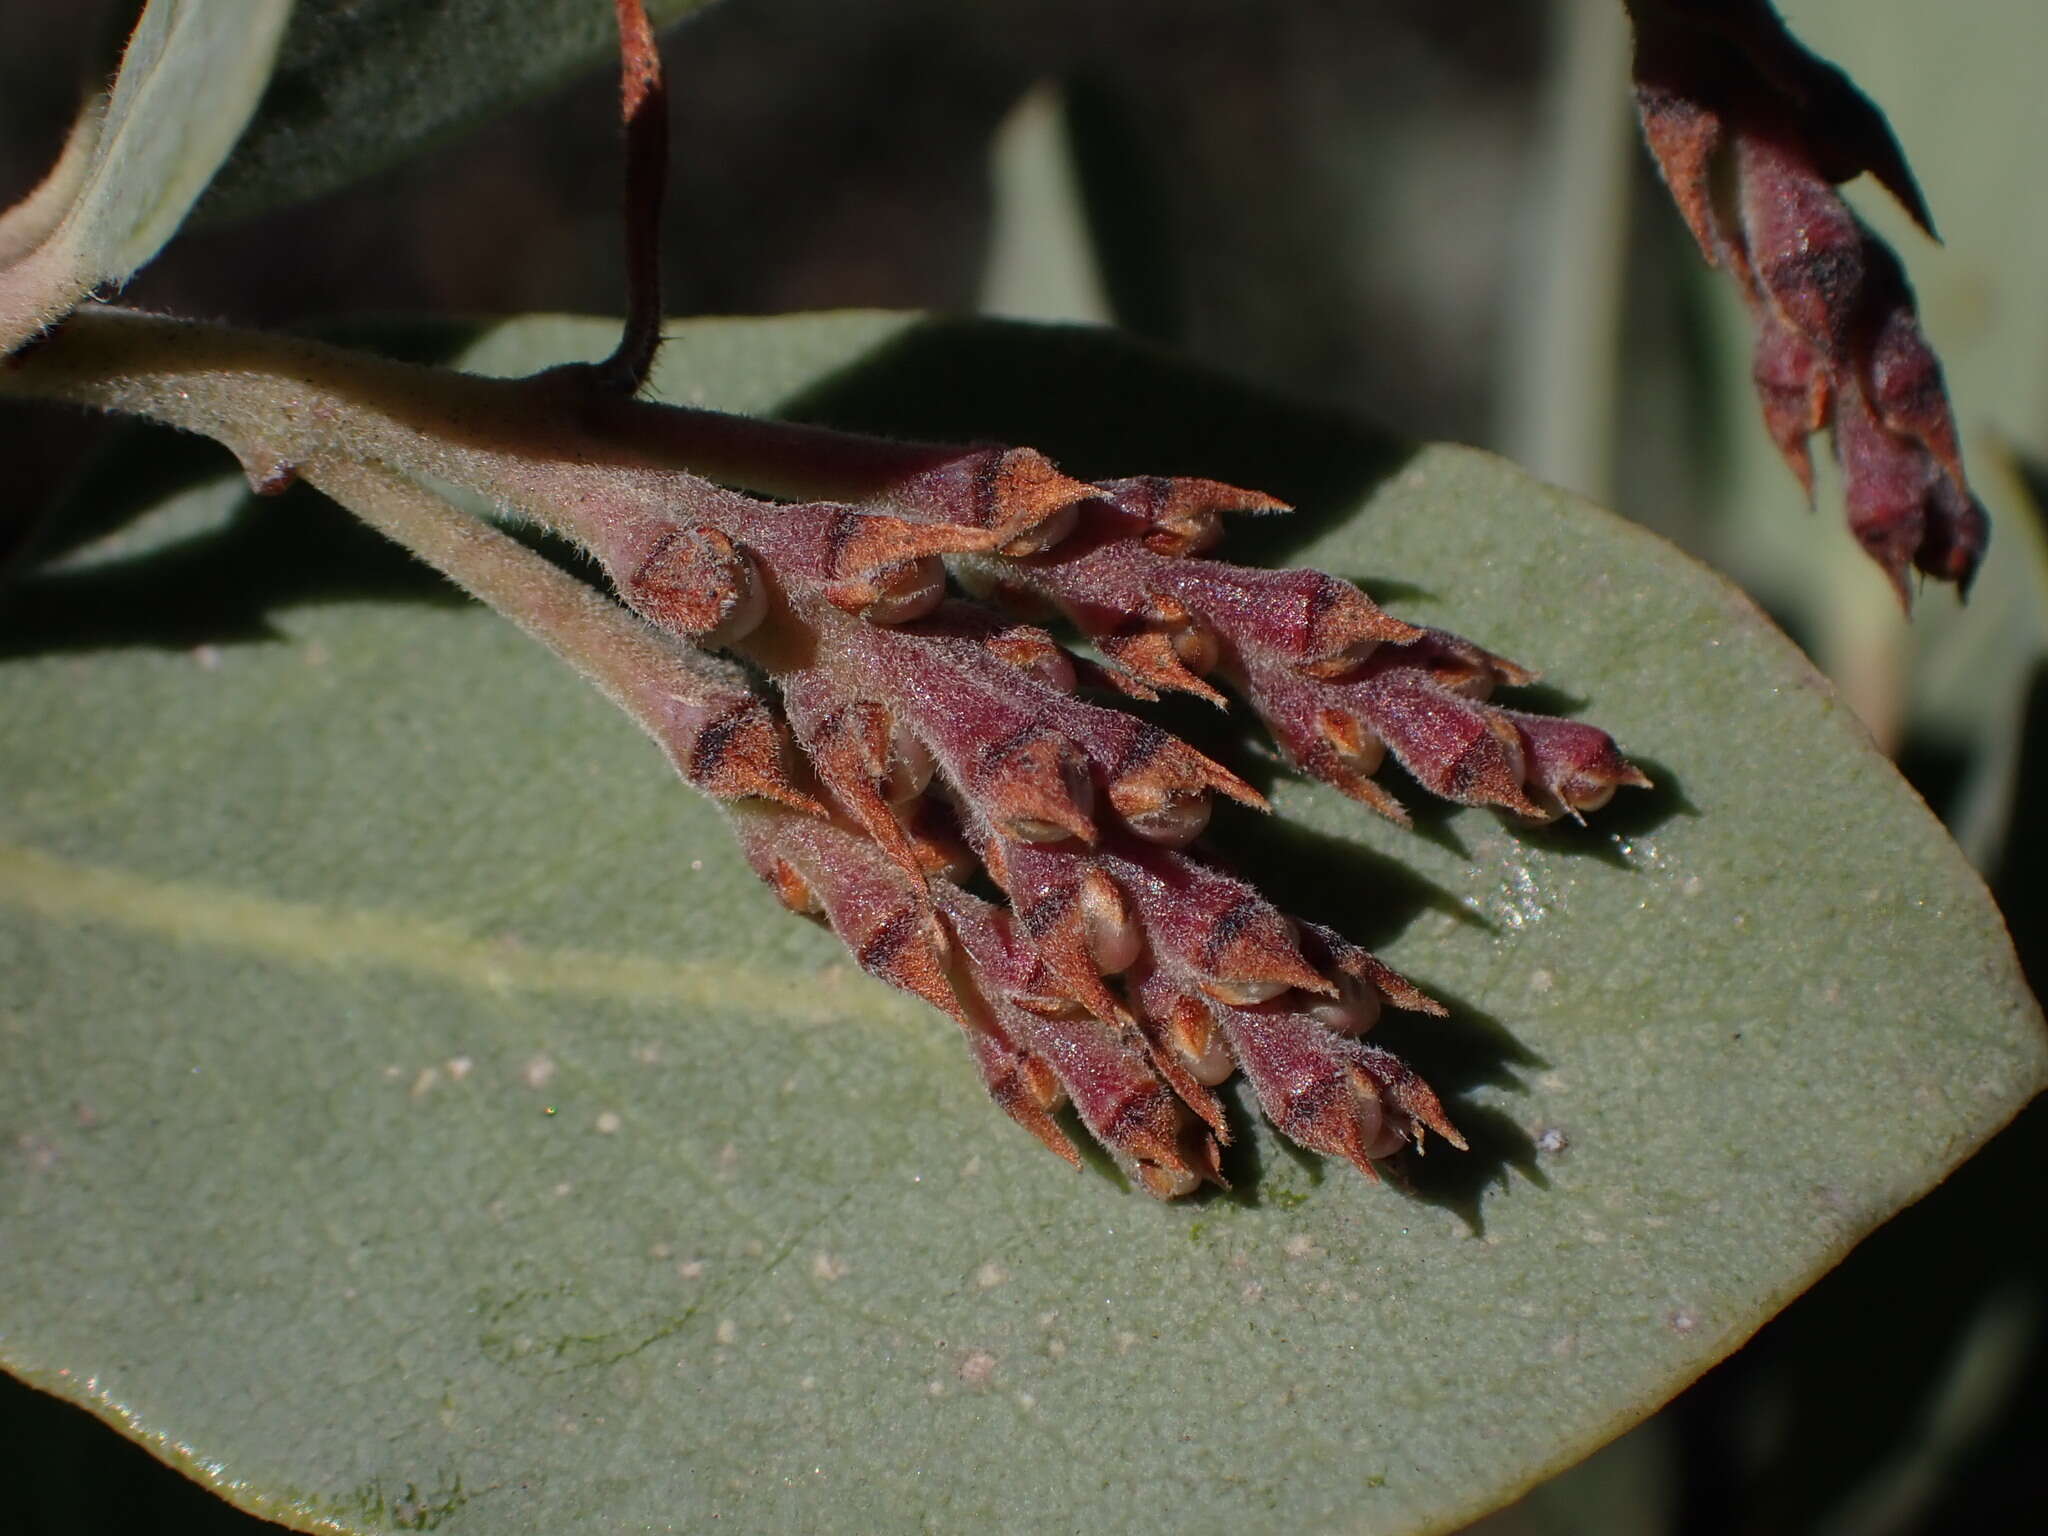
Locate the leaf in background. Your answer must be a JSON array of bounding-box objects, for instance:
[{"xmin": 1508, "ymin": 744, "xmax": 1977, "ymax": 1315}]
[
  {"xmin": 196, "ymin": 0, "xmax": 720, "ymax": 228},
  {"xmin": 0, "ymin": 0, "xmax": 292, "ymax": 355},
  {"xmin": 1, "ymin": 314, "xmax": 2040, "ymax": 1535}
]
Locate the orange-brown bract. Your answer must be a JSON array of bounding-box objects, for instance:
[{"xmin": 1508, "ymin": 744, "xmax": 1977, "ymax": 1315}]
[{"xmin": 563, "ymin": 415, "xmax": 1646, "ymax": 1196}]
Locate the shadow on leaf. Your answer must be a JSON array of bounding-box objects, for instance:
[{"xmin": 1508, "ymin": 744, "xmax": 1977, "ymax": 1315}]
[
  {"xmin": 0, "ymin": 477, "xmax": 472, "ymax": 656},
  {"xmin": 774, "ymin": 315, "xmax": 1416, "ymax": 556}
]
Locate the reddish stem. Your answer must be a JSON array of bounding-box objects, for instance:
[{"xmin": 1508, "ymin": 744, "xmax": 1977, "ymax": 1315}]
[{"xmin": 596, "ymin": 0, "xmax": 669, "ymax": 395}]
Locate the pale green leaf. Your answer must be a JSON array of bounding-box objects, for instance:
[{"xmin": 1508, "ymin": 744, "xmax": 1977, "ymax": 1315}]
[
  {"xmin": 0, "ymin": 0, "xmax": 292, "ymax": 354},
  {"xmin": 1, "ymin": 314, "xmax": 2040, "ymax": 1535},
  {"xmin": 198, "ymin": 0, "xmax": 722, "ymax": 227}
]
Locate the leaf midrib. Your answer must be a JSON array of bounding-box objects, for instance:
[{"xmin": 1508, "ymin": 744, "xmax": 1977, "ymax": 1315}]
[{"xmin": 0, "ymin": 841, "xmax": 903, "ymax": 1029}]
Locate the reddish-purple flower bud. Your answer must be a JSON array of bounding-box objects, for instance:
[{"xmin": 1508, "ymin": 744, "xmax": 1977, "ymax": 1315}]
[
  {"xmin": 1626, "ymin": 0, "xmax": 1986, "ymax": 599},
  {"xmin": 937, "ymin": 886, "xmax": 1223, "ymax": 1195},
  {"xmin": 732, "ymin": 808, "xmax": 959, "ymax": 1023},
  {"xmin": 1504, "ymin": 711, "xmax": 1657, "ymax": 821}
]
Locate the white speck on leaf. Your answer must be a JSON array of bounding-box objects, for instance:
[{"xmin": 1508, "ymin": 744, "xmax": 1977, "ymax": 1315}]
[{"xmin": 958, "ymin": 1351, "xmax": 997, "ymax": 1387}]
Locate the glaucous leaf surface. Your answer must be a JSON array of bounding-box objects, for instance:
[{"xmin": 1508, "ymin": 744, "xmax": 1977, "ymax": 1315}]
[
  {"xmin": 197, "ymin": 0, "xmax": 719, "ymax": 226},
  {"xmin": 1, "ymin": 314, "xmax": 2040, "ymax": 1535},
  {"xmin": 1590, "ymin": 7, "xmax": 2048, "ymax": 1524},
  {"xmin": 0, "ymin": 0, "xmax": 291, "ymax": 353}
]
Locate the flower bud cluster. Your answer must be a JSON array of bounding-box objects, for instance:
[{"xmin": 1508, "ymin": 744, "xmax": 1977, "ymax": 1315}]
[
  {"xmin": 565, "ymin": 429, "xmax": 1646, "ymax": 1198},
  {"xmin": 0, "ymin": 302, "xmax": 1645, "ymax": 1198},
  {"xmin": 954, "ymin": 511, "xmax": 1648, "ymax": 825},
  {"xmin": 1626, "ymin": 0, "xmax": 1987, "ymax": 603}
]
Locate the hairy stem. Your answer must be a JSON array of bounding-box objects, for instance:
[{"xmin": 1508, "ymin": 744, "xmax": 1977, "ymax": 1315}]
[
  {"xmin": 0, "ymin": 305, "xmax": 1094, "ymax": 541},
  {"xmin": 298, "ymin": 456, "xmax": 700, "ymax": 724},
  {"xmin": 286, "ymin": 459, "xmax": 818, "ymax": 815}
]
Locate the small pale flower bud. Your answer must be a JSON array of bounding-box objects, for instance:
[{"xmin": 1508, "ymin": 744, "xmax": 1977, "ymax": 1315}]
[{"xmin": 859, "ymin": 556, "xmax": 948, "ymax": 624}]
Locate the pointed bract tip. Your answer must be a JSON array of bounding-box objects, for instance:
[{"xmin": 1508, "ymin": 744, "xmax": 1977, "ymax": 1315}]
[
  {"xmin": 969, "ymin": 1034, "xmax": 1083, "ymax": 1170},
  {"xmin": 1102, "ymin": 1089, "xmax": 1219, "ymax": 1200},
  {"xmin": 1019, "ymin": 887, "xmax": 1137, "ymax": 1028},
  {"xmin": 1201, "ymin": 908, "xmax": 1333, "ymax": 1004},
  {"xmin": 1106, "ymin": 731, "xmax": 1263, "ymax": 838},
  {"xmin": 1097, "ymin": 628, "xmax": 1228, "ymax": 708},
  {"xmin": 829, "ymin": 507, "xmax": 1000, "ymax": 574},
  {"xmin": 1361, "ymin": 1045, "xmax": 1466, "ymax": 1153},
  {"xmin": 854, "ymin": 905, "xmax": 965, "ymax": 1026},
  {"xmin": 1174, "ymin": 477, "xmax": 1291, "ymax": 517},
  {"xmin": 977, "ymin": 728, "xmax": 1098, "ymax": 846},
  {"xmin": 1091, "ymin": 474, "xmax": 1280, "ymax": 556},
  {"xmin": 802, "ymin": 705, "xmax": 929, "ymax": 880},
  {"xmin": 988, "ymin": 447, "xmax": 1097, "ymax": 551},
  {"xmin": 684, "ymin": 701, "xmax": 828, "ymax": 817},
  {"xmin": 1330, "ymin": 767, "xmax": 1410, "ymax": 826},
  {"xmin": 1301, "ymin": 588, "xmax": 1425, "ymax": 674},
  {"xmin": 1310, "ymin": 933, "xmax": 1446, "ymax": 1019},
  {"xmin": 1276, "ymin": 1067, "xmax": 1385, "ymax": 1181}
]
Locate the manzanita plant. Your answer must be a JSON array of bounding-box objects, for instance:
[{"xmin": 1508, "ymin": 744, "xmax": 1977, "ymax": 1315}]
[
  {"xmin": 1, "ymin": 3, "xmax": 2041, "ymax": 1534},
  {"xmin": 3, "ymin": 291, "xmax": 1649, "ymax": 1194},
  {"xmin": 2, "ymin": 1, "xmax": 1667, "ymax": 1196},
  {"xmin": 0, "ymin": 0, "xmax": 1984, "ymax": 1195}
]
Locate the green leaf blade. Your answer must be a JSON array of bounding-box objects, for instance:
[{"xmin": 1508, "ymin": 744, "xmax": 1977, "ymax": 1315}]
[
  {"xmin": 197, "ymin": 0, "xmax": 720, "ymax": 227},
  {"xmin": 0, "ymin": 0, "xmax": 292, "ymax": 354},
  {"xmin": 1, "ymin": 315, "xmax": 2039, "ymax": 1535}
]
